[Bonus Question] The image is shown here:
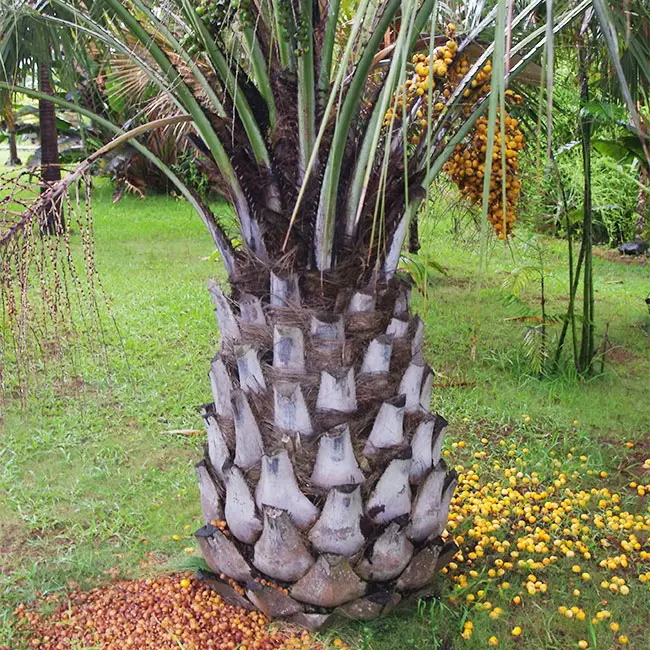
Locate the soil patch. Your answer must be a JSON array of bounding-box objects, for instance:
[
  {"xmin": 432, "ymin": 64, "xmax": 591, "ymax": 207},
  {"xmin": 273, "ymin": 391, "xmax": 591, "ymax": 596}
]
[
  {"xmin": 0, "ymin": 523, "xmax": 27, "ymax": 575},
  {"xmin": 604, "ymin": 344, "xmax": 640, "ymax": 364}
]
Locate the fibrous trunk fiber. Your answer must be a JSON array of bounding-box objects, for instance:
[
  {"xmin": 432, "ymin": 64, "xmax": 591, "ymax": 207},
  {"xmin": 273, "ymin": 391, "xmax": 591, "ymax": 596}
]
[{"xmin": 195, "ymin": 270, "xmax": 457, "ymax": 629}]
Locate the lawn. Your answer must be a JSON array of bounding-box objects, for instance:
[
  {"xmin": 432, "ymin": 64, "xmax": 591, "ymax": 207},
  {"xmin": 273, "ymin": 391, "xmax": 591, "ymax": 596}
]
[{"xmin": 1, "ymin": 174, "xmax": 649, "ymax": 650}]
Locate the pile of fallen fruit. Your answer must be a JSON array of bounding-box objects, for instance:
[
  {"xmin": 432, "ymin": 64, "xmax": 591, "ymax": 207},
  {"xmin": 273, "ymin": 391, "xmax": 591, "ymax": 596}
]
[{"xmin": 8, "ymin": 574, "xmax": 326, "ymax": 650}]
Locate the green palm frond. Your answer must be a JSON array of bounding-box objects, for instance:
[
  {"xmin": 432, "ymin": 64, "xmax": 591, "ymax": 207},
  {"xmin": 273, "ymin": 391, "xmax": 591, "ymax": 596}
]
[{"xmin": 523, "ymin": 324, "xmax": 547, "ymax": 375}]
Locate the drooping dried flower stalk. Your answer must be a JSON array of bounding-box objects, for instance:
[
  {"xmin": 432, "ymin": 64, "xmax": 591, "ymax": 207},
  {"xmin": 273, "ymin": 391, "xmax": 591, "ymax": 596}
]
[{"xmin": 1, "ymin": 164, "xmax": 113, "ymax": 402}]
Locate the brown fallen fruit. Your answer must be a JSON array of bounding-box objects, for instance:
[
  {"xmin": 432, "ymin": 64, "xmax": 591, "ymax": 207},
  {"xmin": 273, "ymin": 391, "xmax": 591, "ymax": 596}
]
[{"xmin": 11, "ymin": 574, "xmax": 321, "ymax": 650}]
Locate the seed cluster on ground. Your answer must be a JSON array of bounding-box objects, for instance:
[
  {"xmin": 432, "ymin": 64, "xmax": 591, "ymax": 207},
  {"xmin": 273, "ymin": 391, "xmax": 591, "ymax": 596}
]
[
  {"xmin": 438, "ymin": 434, "xmax": 650, "ymax": 649},
  {"xmin": 8, "ymin": 575, "xmax": 330, "ymax": 650}
]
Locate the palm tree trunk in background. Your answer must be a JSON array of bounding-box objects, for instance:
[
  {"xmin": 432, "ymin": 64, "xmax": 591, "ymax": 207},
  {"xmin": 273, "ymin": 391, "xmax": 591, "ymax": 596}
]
[
  {"xmin": 7, "ymin": 128, "xmax": 21, "ymax": 166},
  {"xmin": 38, "ymin": 62, "xmax": 62, "ymax": 234},
  {"xmin": 636, "ymin": 166, "xmax": 648, "ymax": 236},
  {"xmin": 577, "ymin": 40, "xmax": 594, "ymax": 375},
  {"xmin": 6, "ymin": 106, "xmax": 21, "ymax": 166}
]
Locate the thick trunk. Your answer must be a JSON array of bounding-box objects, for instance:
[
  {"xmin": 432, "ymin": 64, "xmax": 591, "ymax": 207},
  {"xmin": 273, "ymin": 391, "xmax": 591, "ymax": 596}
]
[
  {"xmin": 195, "ymin": 271, "xmax": 457, "ymax": 628},
  {"xmin": 38, "ymin": 63, "xmax": 63, "ymax": 235}
]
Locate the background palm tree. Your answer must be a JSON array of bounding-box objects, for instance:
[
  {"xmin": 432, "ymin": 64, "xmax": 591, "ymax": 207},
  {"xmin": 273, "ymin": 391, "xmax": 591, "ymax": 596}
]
[
  {"xmin": 1, "ymin": 0, "xmax": 600, "ymax": 627},
  {"xmin": 37, "ymin": 52, "xmax": 61, "ymax": 232},
  {"xmin": 0, "ymin": 1, "xmax": 88, "ymax": 231}
]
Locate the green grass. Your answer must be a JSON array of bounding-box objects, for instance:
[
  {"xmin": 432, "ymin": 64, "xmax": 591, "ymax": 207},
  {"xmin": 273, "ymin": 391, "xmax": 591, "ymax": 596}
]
[
  {"xmin": 1, "ymin": 176, "xmax": 649, "ymax": 650},
  {"xmin": 418, "ymin": 207, "xmax": 650, "ymax": 438}
]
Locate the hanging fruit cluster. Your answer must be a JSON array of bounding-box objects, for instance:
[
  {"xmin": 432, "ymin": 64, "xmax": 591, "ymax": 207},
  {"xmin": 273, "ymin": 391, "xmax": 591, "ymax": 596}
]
[
  {"xmin": 443, "ymin": 94, "xmax": 525, "ymax": 238},
  {"xmin": 443, "ymin": 103, "xmax": 525, "ymax": 239},
  {"xmin": 383, "ymin": 23, "xmax": 527, "ymax": 237},
  {"xmin": 181, "ymin": 0, "xmax": 249, "ymax": 55},
  {"xmin": 384, "ymin": 24, "xmax": 464, "ymax": 136}
]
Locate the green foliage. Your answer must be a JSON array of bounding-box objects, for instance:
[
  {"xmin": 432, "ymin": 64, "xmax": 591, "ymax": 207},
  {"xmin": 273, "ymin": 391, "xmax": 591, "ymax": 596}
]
[
  {"xmin": 519, "ymin": 134, "xmax": 641, "ymax": 245},
  {"xmin": 499, "ymin": 237, "xmax": 566, "ymax": 376},
  {"xmin": 398, "ymin": 250, "xmax": 447, "ymax": 319},
  {"xmin": 171, "ymin": 151, "xmax": 210, "ymax": 197},
  {"xmin": 516, "ymin": 5, "xmax": 650, "ymax": 247}
]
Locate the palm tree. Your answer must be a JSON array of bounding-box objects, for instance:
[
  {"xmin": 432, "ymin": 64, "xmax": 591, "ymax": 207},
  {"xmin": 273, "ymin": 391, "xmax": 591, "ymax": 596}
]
[
  {"xmin": 37, "ymin": 55, "xmax": 62, "ymax": 232},
  {"xmin": 2, "ymin": 0, "xmax": 592, "ymax": 626},
  {"xmin": 0, "ymin": 1, "xmax": 85, "ymax": 232}
]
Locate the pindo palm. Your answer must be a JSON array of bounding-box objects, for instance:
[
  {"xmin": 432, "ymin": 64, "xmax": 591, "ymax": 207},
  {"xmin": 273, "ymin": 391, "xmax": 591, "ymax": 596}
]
[{"xmin": 2, "ymin": 0, "xmax": 591, "ymax": 629}]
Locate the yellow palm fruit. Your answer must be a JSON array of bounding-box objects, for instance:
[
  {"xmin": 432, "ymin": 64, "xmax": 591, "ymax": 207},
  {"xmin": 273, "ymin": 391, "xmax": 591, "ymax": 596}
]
[{"xmin": 415, "ymin": 62, "xmax": 428, "ymax": 76}]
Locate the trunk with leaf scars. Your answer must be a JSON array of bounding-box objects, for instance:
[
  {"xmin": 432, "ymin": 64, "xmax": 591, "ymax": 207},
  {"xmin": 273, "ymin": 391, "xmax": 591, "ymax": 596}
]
[
  {"xmin": 194, "ymin": 269, "xmax": 458, "ymax": 628},
  {"xmin": 38, "ymin": 62, "xmax": 62, "ymax": 235}
]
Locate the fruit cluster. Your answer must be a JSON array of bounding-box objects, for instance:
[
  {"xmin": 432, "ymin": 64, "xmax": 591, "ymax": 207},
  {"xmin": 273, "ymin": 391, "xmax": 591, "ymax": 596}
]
[
  {"xmin": 443, "ymin": 100, "xmax": 525, "ymax": 238},
  {"xmin": 384, "ymin": 25, "xmax": 464, "ymax": 136},
  {"xmin": 181, "ymin": 0, "xmax": 246, "ymax": 55},
  {"xmin": 383, "ymin": 23, "xmax": 526, "ymax": 238}
]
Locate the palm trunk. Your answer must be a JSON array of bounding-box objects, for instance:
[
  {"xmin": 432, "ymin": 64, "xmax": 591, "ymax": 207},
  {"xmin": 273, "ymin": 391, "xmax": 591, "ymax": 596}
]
[
  {"xmin": 7, "ymin": 128, "xmax": 21, "ymax": 166},
  {"xmin": 2, "ymin": 102, "xmax": 21, "ymax": 166},
  {"xmin": 195, "ymin": 270, "xmax": 457, "ymax": 628},
  {"xmin": 38, "ymin": 62, "xmax": 62, "ymax": 235},
  {"xmin": 636, "ymin": 166, "xmax": 648, "ymax": 236},
  {"xmin": 6, "ymin": 106, "xmax": 21, "ymax": 166},
  {"xmin": 577, "ymin": 40, "xmax": 595, "ymax": 376}
]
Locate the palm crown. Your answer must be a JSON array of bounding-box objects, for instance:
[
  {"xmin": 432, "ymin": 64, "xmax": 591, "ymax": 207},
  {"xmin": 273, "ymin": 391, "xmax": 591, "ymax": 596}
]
[{"xmin": 5, "ymin": 0, "xmax": 582, "ymax": 283}]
